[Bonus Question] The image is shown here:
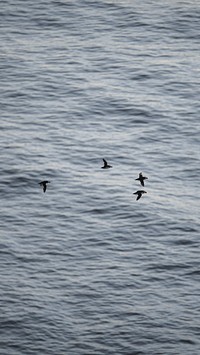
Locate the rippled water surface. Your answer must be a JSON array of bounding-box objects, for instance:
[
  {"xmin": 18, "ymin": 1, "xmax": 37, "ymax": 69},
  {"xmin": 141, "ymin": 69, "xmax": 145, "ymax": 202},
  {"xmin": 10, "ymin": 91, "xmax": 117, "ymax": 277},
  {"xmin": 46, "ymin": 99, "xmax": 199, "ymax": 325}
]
[{"xmin": 1, "ymin": 0, "xmax": 200, "ymax": 354}]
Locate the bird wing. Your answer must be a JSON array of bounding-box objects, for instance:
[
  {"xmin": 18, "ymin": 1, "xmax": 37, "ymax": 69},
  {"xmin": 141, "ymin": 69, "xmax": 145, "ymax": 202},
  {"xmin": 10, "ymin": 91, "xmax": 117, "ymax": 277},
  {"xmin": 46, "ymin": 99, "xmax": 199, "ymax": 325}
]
[{"xmin": 103, "ymin": 159, "xmax": 107, "ymax": 167}]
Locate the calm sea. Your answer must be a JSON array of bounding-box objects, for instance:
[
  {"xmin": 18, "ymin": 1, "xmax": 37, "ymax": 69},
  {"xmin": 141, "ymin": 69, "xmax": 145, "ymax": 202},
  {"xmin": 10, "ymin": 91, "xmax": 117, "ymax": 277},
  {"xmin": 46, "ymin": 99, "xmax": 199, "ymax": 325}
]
[{"xmin": 1, "ymin": 0, "xmax": 200, "ymax": 354}]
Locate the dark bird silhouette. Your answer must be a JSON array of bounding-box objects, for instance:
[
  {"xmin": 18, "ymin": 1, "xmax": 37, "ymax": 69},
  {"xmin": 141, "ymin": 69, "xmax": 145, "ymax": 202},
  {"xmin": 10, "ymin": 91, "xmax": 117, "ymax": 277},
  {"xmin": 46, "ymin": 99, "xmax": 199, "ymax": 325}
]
[
  {"xmin": 39, "ymin": 180, "xmax": 50, "ymax": 193},
  {"xmin": 101, "ymin": 158, "xmax": 112, "ymax": 169},
  {"xmin": 135, "ymin": 172, "xmax": 148, "ymax": 187},
  {"xmin": 133, "ymin": 190, "xmax": 147, "ymax": 201}
]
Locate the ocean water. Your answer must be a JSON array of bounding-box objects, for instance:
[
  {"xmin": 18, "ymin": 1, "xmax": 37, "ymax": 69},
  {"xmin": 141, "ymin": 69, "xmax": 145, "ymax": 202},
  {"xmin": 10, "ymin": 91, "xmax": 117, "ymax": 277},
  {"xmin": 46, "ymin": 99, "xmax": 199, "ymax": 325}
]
[{"xmin": 0, "ymin": 0, "xmax": 200, "ymax": 354}]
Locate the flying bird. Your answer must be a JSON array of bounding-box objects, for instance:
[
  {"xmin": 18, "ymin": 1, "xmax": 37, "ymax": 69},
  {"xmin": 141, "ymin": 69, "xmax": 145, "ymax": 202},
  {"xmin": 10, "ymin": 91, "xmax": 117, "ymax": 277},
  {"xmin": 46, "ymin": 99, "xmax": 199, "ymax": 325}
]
[
  {"xmin": 101, "ymin": 158, "xmax": 112, "ymax": 169},
  {"xmin": 39, "ymin": 180, "xmax": 50, "ymax": 193},
  {"xmin": 133, "ymin": 190, "xmax": 147, "ymax": 201},
  {"xmin": 135, "ymin": 172, "xmax": 148, "ymax": 187}
]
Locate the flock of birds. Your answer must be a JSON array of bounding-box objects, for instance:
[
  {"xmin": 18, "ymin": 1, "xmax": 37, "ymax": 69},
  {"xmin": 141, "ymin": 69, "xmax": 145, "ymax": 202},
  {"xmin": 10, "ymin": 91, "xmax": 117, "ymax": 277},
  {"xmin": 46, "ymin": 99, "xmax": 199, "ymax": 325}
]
[
  {"xmin": 39, "ymin": 159, "xmax": 148, "ymax": 201},
  {"xmin": 134, "ymin": 172, "xmax": 148, "ymax": 200}
]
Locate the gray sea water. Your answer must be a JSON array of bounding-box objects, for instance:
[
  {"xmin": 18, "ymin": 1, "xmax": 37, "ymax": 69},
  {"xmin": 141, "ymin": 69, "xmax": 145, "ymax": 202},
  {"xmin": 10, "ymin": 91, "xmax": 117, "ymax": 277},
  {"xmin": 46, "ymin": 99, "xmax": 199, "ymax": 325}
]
[{"xmin": 1, "ymin": 0, "xmax": 200, "ymax": 354}]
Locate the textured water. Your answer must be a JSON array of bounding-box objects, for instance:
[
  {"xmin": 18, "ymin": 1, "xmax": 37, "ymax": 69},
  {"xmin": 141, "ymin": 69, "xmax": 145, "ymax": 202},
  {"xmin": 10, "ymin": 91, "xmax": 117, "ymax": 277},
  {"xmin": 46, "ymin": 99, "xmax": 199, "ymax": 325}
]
[{"xmin": 1, "ymin": 0, "xmax": 200, "ymax": 354}]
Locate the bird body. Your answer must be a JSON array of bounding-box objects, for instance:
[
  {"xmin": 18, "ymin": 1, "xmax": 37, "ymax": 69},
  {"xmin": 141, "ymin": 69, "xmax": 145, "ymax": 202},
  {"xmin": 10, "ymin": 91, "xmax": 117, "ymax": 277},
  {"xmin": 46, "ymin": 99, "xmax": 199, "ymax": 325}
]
[
  {"xmin": 101, "ymin": 158, "xmax": 112, "ymax": 169},
  {"xmin": 39, "ymin": 180, "xmax": 50, "ymax": 193},
  {"xmin": 133, "ymin": 190, "xmax": 147, "ymax": 201},
  {"xmin": 135, "ymin": 172, "xmax": 148, "ymax": 187}
]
